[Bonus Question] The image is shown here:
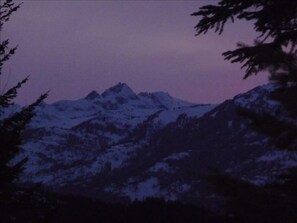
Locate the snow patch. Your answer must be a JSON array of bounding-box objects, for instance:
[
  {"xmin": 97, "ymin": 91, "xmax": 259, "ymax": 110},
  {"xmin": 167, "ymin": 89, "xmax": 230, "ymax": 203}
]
[
  {"xmin": 257, "ymin": 151, "xmax": 297, "ymax": 168},
  {"xmin": 123, "ymin": 177, "xmax": 161, "ymax": 201},
  {"xmin": 148, "ymin": 162, "xmax": 171, "ymax": 173},
  {"xmin": 163, "ymin": 151, "xmax": 191, "ymax": 161}
]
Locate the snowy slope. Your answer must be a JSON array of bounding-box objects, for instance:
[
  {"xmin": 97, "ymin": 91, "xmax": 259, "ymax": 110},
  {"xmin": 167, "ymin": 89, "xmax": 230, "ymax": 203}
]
[
  {"xmin": 19, "ymin": 83, "xmax": 214, "ymax": 189},
  {"xmin": 16, "ymin": 83, "xmax": 297, "ymax": 205}
]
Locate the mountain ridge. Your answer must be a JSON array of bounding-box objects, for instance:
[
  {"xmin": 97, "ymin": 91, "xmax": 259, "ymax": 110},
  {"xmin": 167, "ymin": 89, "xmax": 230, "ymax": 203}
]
[{"xmin": 16, "ymin": 83, "xmax": 297, "ymax": 205}]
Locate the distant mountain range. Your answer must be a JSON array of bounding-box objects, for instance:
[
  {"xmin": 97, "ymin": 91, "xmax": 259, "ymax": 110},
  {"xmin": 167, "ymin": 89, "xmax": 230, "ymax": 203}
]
[{"xmin": 16, "ymin": 83, "xmax": 297, "ymax": 205}]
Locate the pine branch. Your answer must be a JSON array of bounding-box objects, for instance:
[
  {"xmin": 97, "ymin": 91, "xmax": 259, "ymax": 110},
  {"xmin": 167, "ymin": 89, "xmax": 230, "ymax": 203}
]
[
  {"xmin": 1, "ymin": 92, "xmax": 48, "ymax": 132},
  {"xmin": 223, "ymin": 42, "xmax": 296, "ymax": 79},
  {"xmin": 192, "ymin": 0, "xmax": 257, "ymax": 35},
  {"xmin": 0, "ymin": 1, "xmax": 22, "ymax": 31},
  {"xmin": 193, "ymin": 0, "xmax": 297, "ymax": 83},
  {"xmin": 0, "ymin": 77, "xmax": 28, "ymax": 110}
]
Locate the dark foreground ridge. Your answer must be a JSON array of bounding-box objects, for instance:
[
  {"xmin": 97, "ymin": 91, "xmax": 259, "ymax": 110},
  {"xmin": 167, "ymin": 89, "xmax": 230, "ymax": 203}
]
[{"xmin": 0, "ymin": 186, "xmax": 221, "ymax": 223}]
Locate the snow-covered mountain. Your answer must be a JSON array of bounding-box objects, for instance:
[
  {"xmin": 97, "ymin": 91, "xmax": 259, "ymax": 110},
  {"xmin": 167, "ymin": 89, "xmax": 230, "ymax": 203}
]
[{"xmin": 17, "ymin": 83, "xmax": 297, "ymax": 204}]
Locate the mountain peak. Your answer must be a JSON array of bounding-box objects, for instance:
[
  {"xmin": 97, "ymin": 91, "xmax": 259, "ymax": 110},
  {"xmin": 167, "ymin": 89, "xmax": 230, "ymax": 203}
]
[
  {"xmin": 102, "ymin": 82, "xmax": 136, "ymax": 98},
  {"xmin": 85, "ymin": 90, "xmax": 100, "ymax": 100}
]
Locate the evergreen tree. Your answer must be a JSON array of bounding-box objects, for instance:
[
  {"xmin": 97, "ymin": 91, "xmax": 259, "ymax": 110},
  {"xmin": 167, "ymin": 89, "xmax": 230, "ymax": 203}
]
[
  {"xmin": 192, "ymin": 0, "xmax": 297, "ymax": 83},
  {"xmin": 0, "ymin": 0, "xmax": 47, "ymax": 186},
  {"xmin": 192, "ymin": 0, "xmax": 297, "ymax": 160},
  {"xmin": 193, "ymin": 1, "xmax": 297, "ymax": 222}
]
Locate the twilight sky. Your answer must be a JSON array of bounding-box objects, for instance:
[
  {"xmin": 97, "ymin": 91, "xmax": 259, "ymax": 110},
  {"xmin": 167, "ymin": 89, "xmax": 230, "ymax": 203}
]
[{"xmin": 2, "ymin": 0, "xmax": 268, "ymax": 105}]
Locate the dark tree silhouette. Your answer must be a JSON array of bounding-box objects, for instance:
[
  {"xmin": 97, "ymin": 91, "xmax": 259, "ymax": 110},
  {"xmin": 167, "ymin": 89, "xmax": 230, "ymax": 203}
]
[
  {"xmin": 192, "ymin": 0, "xmax": 297, "ymax": 151},
  {"xmin": 192, "ymin": 0, "xmax": 297, "ymax": 83},
  {"xmin": 193, "ymin": 1, "xmax": 297, "ymax": 222},
  {"xmin": 0, "ymin": 0, "xmax": 47, "ymax": 186}
]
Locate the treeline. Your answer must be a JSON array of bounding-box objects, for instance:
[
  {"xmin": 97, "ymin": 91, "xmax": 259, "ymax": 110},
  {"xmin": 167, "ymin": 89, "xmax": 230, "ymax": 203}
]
[{"xmin": 0, "ymin": 186, "xmax": 222, "ymax": 223}]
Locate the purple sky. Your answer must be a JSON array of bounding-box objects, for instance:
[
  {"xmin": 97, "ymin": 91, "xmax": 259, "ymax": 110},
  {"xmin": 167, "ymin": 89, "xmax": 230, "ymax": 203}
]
[{"xmin": 2, "ymin": 1, "xmax": 268, "ymax": 105}]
